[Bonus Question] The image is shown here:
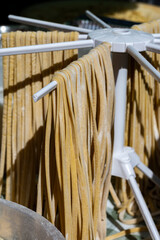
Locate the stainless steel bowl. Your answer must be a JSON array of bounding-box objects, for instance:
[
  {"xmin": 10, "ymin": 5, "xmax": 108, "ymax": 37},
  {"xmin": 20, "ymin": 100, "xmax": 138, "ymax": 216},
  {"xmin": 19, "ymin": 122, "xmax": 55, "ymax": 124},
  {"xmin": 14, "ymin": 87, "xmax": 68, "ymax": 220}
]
[{"xmin": 0, "ymin": 198, "xmax": 65, "ymax": 240}]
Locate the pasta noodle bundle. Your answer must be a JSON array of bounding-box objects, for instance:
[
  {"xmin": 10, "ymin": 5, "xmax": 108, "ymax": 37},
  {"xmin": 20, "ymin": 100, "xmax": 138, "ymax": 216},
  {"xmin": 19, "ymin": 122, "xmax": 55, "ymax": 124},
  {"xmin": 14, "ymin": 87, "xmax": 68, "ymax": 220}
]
[
  {"xmin": 0, "ymin": 30, "xmax": 79, "ymax": 209},
  {"xmin": 112, "ymin": 19, "xmax": 160, "ymax": 225},
  {"xmin": 40, "ymin": 42, "xmax": 115, "ymax": 239},
  {"xmin": 0, "ymin": 30, "xmax": 115, "ymax": 239}
]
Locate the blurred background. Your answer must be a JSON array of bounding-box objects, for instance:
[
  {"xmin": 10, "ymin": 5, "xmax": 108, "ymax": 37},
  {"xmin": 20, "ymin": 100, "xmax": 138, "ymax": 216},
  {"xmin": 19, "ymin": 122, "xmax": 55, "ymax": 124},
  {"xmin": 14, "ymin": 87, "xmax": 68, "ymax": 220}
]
[{"xmin": 1, "ymin": 0, "xmax": 160, "ymax": 28}]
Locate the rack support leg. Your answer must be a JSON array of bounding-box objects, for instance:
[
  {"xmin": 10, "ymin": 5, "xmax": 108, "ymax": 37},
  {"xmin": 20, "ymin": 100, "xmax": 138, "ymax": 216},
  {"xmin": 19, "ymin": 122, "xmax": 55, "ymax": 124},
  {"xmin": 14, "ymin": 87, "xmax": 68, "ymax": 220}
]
[
  {"xmin": 128, "ymin": 176, "xmax": 160, "ymax": 240},
  {"xmin": 112, "ymin": 52, "xmax": 160, "ymax": 239},
  {"xmin": 124, "ymin": 146, "xmax": 160, "ymax": 188},
  {"xmin": 112, "ymin": 150, "xmax": 160, "ymax": 240}
]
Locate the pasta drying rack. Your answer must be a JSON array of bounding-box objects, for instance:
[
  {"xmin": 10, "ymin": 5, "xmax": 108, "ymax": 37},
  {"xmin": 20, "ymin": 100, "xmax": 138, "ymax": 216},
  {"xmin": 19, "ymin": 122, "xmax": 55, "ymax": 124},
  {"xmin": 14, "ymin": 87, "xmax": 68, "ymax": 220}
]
[{"xmin": 1, "ymin": 11, "xmax": 160, "ymax": 240}]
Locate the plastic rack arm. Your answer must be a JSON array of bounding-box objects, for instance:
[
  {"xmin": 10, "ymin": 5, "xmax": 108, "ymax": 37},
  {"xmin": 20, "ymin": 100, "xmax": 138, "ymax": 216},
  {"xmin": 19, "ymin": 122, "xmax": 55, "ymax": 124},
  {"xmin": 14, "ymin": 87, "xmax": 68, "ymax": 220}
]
[
  {"xmin": 85, "ymin": 10, "xmax": 112, "ymax": 29},
  {"xmin": 8, "ymin": 15, "xmax": 92, "ymax": 34},
  {"xmin": 0, "ymin": 39, "xmax": 94, "ymax": 56},
  {"xmin": 127, "ymin": 45, "xmax": 160, "ymax": 82}
]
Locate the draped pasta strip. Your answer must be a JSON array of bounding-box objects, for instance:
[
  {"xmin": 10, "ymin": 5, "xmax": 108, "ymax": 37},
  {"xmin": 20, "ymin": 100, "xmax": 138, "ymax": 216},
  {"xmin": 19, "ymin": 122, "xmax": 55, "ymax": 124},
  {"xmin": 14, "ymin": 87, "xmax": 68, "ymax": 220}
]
[
  {"xmin": 42, "ymin": 42, "xmax": 115, "ymax": 240},
  {"xmin": 0, "ymin": 30, "xmax": 79, "ymax": 210},
  {"xmin": 1, "ymin": 30, "xmax": 115, "ymax": 240},
  {"xmin": 110, "ymin": 19, "xmax": 160, "ymax": 231}
]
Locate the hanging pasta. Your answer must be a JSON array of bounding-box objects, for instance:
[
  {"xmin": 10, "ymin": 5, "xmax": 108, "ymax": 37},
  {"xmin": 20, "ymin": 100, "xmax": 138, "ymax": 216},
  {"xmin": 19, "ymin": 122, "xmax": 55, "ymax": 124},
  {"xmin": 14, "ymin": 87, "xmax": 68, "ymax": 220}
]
[
  {"xmin": 111, "ymin": 19, "xmax": 160, "ymax": 227},
  {"xmin": 39, "ymin": 42, "xmax": 115, "ymax": 240},
  {"xmin": 0, "ymin": 30, "xmax": 79, "ymax": 209},
  {"xmin": 0, "ymin": 30, "xmax": 115, "ymax": 240}
]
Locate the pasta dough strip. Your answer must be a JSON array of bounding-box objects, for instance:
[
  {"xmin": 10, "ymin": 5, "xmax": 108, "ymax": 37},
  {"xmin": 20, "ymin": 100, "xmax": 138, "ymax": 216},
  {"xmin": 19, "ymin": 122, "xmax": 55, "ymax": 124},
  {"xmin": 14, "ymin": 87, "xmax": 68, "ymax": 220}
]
[
  {"xmin": 0, "ymin": 33, "xmax": 9, "ymax": 197},
  {"xmin": 47, "ymin": 42, "xmax": 115, "ymax": 239},
  {"xmin": 6, "ymin": 32, "xmax": 15, "ymax": 200}
]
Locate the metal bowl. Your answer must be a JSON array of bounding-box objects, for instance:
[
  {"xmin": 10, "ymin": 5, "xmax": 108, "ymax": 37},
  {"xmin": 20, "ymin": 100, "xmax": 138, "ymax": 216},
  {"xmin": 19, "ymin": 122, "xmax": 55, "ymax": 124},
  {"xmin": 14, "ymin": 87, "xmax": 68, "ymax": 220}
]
[{"xmin": 0, "ymin": 198, "xmax": 65, "ymax": 240}]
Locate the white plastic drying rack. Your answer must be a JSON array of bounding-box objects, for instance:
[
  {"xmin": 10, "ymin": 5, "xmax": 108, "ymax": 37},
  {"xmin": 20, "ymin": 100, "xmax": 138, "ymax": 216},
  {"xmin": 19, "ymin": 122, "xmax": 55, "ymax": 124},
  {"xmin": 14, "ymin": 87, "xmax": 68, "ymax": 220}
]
[{"xmin": 1, "ymin": 11, "xmax": 160, "ymax": 240}]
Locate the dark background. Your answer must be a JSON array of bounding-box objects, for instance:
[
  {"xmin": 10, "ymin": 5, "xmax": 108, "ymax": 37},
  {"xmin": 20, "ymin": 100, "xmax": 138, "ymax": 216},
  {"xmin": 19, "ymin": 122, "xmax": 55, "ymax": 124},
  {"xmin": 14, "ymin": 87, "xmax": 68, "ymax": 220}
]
[
  {"xmin": 1, "ymin": 0, "xmax": 160, "ymax": 26},
  {"xmin": 0, "ymin": 0, "xmax": 46, "ymax": 25}
]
